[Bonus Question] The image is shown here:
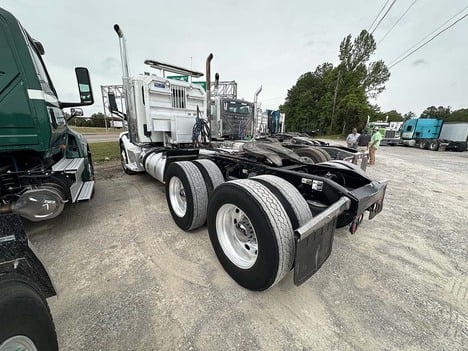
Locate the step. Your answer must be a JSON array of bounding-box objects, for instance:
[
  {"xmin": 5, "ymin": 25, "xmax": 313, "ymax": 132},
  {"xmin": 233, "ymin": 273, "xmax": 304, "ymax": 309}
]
[
  {"xmin": 52, "ymin": 158, "xmax": 85, "ymax": 173},
  {"xmin": 76, "ymin": 181, "xmax": 95, "ymax": 202}
]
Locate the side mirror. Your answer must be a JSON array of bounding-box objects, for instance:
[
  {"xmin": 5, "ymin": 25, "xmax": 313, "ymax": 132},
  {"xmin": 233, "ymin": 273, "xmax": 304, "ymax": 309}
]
[
  {"xmin": 70, "ymin": 108, "xmax": 83, "ymax": 117},
  {"xmin": 108, "ymin": 92, "xmax": 119, "ymax": 113},
  {"xmin": 75, "ymin": 67, "xmax": 94, "ymax": 105}
]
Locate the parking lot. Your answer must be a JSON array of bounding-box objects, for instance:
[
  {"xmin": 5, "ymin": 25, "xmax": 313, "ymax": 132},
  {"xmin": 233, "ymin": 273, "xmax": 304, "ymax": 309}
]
[{"xmin": 26, "ymin": 145, "xmax": 467, "ymax": 350}]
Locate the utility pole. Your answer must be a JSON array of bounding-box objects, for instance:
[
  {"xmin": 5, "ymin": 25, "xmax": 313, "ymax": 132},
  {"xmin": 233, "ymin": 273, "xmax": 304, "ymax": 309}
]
[{"xmin": 329, "ymin": 69, "xmax": 341, "ymax": 134}]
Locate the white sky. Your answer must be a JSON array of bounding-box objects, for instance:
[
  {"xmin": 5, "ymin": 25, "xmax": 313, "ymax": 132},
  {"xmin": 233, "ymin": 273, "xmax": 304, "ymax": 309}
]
[{"xmin": 2, "ymin": 0, "xmax": 467, "ymax": 117}]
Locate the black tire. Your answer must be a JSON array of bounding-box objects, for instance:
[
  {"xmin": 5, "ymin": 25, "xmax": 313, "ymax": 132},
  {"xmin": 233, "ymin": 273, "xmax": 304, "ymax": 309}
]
[
  {"xmin": 419, "ymin": 140, "xmax": 429, "ymax": 149},
  {"xmin": 207, "ymin": 179, "xmax": 295, "ymax": 291},
  {"xmin": 0, "ymin": 278, "xmax": 58, "ymax": 351},
  {"xmin": 295, "ymin": 147, "xmax": 325, "ymax": 164},
  {"xmin": 120, "ymin": 142, "xmax": 137, "ymax": 175},
  {"xmin": 165, "ymin": 161, "xmax": 208, "ymax": 231},
  {"xmin": 251, "ymin": 175, "xmax": 312, "ymax": 230},
  {"xmin": 315, "ymin": 147, "xmax": 332, "ymax": 161},
  {"xmin": 428, "ymin": 140, "xmax": 439, "ymax": 151},
  {"xmin": 193, "ymin": 159, "xmax": 224, "ymax": 198}
]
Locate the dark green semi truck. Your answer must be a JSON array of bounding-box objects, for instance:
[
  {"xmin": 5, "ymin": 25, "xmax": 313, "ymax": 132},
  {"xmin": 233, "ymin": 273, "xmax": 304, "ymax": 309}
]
[{"xmin": 0, "ymin": 7, "xmax": 95, "ymax": 222}]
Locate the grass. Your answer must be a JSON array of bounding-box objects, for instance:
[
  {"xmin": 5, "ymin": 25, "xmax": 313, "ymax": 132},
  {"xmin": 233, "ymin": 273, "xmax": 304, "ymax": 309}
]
[
  {"xmin": 70, "ymin": 126, "xmax": 121, "ymax": 134},
  {"xmin": 89, "ymin": 141, "xmax": 120, "ymax": 162}
]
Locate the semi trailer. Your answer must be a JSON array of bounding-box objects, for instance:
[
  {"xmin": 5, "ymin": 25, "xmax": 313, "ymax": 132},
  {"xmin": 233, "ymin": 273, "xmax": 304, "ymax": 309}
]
[
  {"xmin": 0, "ymin": 7, "xmax": 95, "ymax": 222},
  {"xmin": 382, "ymin": 118, "xmax": 468, "ymax": 151},
  {"xmin": 113, "ymin": 25, "xmax": 387, "ymax": 291}
]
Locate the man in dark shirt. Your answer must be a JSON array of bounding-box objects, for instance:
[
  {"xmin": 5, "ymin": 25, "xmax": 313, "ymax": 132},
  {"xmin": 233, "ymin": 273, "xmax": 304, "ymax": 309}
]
[{"xmin": 357, "ymin": 129, "xmax": 370, "ymax": 151}]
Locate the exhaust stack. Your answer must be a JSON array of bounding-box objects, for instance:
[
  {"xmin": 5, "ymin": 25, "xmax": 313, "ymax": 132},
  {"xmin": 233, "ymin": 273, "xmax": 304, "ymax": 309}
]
[
  {"xmin": 253, "ymin": 85, "xmax": 262, "ymax": 137},
  {"xmin": 113, "ymin": 24, "xmax": 130, "ymax": 87},
  {"xmin": 205, "ymin": 53, "xmax": 213, "ymax": 120}
]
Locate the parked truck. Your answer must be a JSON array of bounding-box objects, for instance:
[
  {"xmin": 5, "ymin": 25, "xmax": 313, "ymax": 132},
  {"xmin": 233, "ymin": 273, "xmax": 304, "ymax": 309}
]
[
  {"xmin": 0, "ymin": 7, "xmax": 95, "ymax": 350},
  {"xmin": 113, "ymin": 25, "xmax": 387, "ymax": 291},
  {"xmin": 383, "ymin": 118, "xmax": 468, "ymax": 151},
  {"xmin": 0, "ymin": 7, "xmax": 95, "ymax": 222}
]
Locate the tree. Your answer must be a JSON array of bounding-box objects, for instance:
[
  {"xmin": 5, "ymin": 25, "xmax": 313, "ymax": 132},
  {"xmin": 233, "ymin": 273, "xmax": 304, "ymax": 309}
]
[
  {"xmin": 383, "ymin": 110, "xmax": 403, "ymax": 122},
  {"xmin": 403, "ymin": 111, "xmax": 416, "ymax": 120},
  {"xmin": 332, "ymin": 30, "xmax": 390, "ymax": 133},
  {"xmin": 281, "ymin": 63, "xmax": 335, "ymax": 132},
  {"xmin": 450, "ymin": 108, "xmax": 468, "ymax": 122},
  {"xmin": 420, "ymin": 106, "xmax": 451, "ymax": 120},
  {"xmin": 282, "ymin": 30, "xmax": 390, "ymax": 135}
]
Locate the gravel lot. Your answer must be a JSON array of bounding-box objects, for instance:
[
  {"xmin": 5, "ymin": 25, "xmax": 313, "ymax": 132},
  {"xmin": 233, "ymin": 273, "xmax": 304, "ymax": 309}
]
[{"xmin": 26, "ymin": 144, "xmax": 467, "ymax": 350}]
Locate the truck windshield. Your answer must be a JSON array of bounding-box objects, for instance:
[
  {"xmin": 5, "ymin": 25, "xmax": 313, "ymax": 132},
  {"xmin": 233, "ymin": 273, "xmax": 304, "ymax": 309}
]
[
  {"xmin": 223, "ymin": 101, "xmax": 250, "ymax": 114},
  {"xmin": 21, "ymin": 27, "xmax": 57, "ymax": 97}
]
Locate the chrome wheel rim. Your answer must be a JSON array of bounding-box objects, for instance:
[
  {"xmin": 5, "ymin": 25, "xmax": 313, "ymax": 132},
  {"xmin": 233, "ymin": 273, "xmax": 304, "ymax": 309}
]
[
  {"xmin": 216, "ymin": 204, "xmax": 258, "ymax": 269},
  {"xmin": 0, "ymin": 335, "xmax": 38, "ymax": 351},
  {"xmin": 169, "ymin": 176, "xmax": 186, "ymax": 217}
]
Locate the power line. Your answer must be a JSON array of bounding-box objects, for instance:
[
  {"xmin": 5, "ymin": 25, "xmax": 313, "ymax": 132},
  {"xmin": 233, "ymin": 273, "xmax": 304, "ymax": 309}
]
[
  {"xmin": 369, "ymin": 0, "xmax": 391, "ymax": 32},
  {"xmin": 371, "ymin": 0, "xmax": 398, "ymax": 35},
  {"xmin": 377, "ymin": 0, "xmax": 417, "ymax": 45},
  {"xmin": 389, "ymin": 12, "xmax": 468, "ymax": 69},
  {"xmin": 389, "ymin": 4, "xmax": 468, "ymax": 66}
]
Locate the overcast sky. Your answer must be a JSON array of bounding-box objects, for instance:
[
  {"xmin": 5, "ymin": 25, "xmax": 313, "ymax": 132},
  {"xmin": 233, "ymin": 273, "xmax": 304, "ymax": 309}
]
[{"xmin": 3, "ymin": 0, "xmax": 467, "ymax": 117}]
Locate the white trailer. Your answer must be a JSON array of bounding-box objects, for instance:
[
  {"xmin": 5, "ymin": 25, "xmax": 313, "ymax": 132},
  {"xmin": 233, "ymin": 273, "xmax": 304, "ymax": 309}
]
[{"xmin": 438, "ymin": 122, "xmax": 468, "ymax": 151}]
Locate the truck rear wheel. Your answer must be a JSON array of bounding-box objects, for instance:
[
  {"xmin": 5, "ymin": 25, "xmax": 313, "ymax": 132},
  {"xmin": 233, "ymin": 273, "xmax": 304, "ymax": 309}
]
[
  {"xmin": 419, "ymin": 140, "xmax": 429, "ymax": 149},
  {"xmin": 207, "ymin": 179, "xmax": 295, "ymax": 291},
  {"xmin": 428, "ymin": 140, "xmax": 439, "ymax": 151},
  {"xmin": 295, "ymin": 147, "xmax": 326, "ymax": 164},
  {"xmin": 314, "ymin": 147, "xmax": 332, "ymax": 161},
  {"xmin": 193, "ymin": 159, "xmax": 224, "ymax": 198},
  {"xmin": 165, "ymin": 161, "xmax": 208, "ymax": 231},
  {"xmin": 0, "ymin": 278, "xmax": 58, "ymax": 351},
  {"xmin": 251, "ymin": 175, "xmax": 312, "ymax": 230}
]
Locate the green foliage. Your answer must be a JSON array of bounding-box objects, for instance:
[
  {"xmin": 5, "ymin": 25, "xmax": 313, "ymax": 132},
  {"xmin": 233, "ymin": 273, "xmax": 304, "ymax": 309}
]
[
  {"xmin": 69, "ymin": 113, "xmax": 107, "ymax": 128},
  {"xmin": 420, "ymin": 106, "xmax": 468, "ymax": 122},
  {"xmin": 384, "ymin": 110, "xmax": 403, "ymax": 122},
  {"xmin": 450, "ymin": 108, "xmax": 468, "ymax": 122},
  {"xmin": 420, "ymin": 106, "xmax": 451, "ymax": 120},
  {"xmin": 281, "ymin": 29, "xmax": 390, "ymax": 135}
]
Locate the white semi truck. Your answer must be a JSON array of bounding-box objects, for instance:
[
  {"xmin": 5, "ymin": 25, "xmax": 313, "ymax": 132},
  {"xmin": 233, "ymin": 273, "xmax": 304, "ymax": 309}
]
[{"xmin": 112, "ymin": 25, "xmax": 387, "ymax": 291}]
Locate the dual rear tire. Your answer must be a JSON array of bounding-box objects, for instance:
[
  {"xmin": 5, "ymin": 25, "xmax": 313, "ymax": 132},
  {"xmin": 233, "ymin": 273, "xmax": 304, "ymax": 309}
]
[{"xmin": 164, "ymin": 160, "xmax": 313, "ymax": 290}]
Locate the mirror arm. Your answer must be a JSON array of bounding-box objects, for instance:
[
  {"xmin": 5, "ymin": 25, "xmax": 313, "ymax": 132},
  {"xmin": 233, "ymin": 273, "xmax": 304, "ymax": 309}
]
[{"xmin": 60, "ymin": 101, "xmax": 94, "ymax": 108}]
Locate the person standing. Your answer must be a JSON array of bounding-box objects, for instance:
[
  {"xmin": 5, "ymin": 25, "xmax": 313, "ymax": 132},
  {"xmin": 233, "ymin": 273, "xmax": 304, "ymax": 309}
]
[
  {"xmin": 357, "ymin": 129, "xmax": 370, "ymax": 152},
  {"xmin": 346, "ymin": 128, "xmax": 360, "ymax": 149},
  {"xmin": 369, "ymin": 127, "xmax": 382, "ymax": 165}
]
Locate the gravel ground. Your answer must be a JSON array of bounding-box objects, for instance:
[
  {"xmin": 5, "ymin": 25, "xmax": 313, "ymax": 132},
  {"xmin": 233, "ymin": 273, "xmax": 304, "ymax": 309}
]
[{"xmin": 26, "ymin": 144, "xmax": 467, "ymax": 351}]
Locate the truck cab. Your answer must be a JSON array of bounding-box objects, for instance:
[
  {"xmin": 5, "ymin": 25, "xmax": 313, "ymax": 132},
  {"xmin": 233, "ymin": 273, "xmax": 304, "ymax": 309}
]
[{"xmin": 0, "ymin": 7, "xmax": 95, "ymax": 221}]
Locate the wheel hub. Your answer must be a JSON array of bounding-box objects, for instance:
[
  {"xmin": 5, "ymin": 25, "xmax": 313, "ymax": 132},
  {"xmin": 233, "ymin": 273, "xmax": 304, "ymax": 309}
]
[
  {"xmin": 0, "ymin": 335, "xmax": 38, "ymax": 351},
  {"xmin": 169, "ymin": 176, "xmax": 187, "ymax": 217},
  {"xmin": 216, "ymin": 204, "xmax": 258, "ymax": 269}
]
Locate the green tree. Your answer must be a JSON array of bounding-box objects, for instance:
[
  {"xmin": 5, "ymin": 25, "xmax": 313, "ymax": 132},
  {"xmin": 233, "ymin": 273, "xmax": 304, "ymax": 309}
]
[
  {"xmin": 383, "ymin": 110, "xmax": 403, "ymax": 122},
  {"xmin": 332, "ymin": 30, "xmax": 390, "ymax": 134},
  {"xmin": 420, "ymin": 106, "xmax": 451, "ymax": 120},
  {"xmin": 403, "ymin": 111, "xmax": 416, "ymax": 120},
  {"xmin": 282, "ymin": 30, "xmax": 390, "ymax": 135},
  {"xmin": 450, "ymin": 108, "xmax": 468, "ymax": 122}
]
